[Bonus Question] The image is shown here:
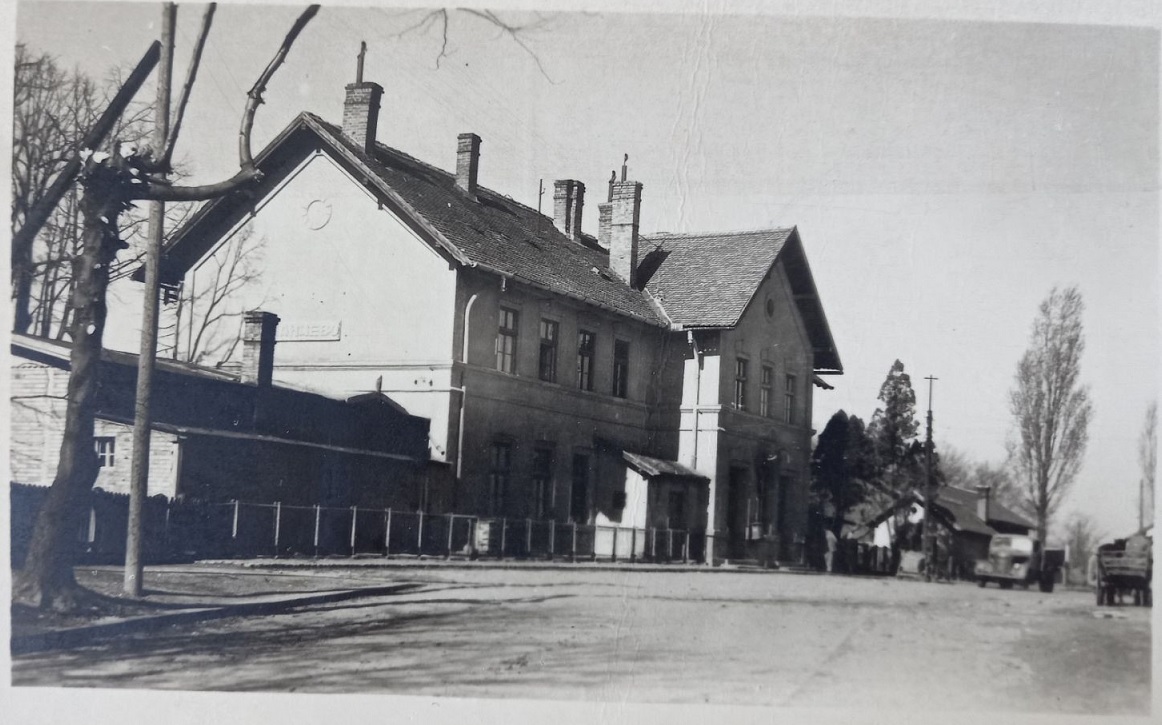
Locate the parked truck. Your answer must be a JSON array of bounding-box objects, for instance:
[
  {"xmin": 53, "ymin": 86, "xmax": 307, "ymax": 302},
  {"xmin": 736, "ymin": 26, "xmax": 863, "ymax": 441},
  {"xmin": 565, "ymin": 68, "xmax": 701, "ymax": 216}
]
[{"xmin": 974, "ymin": 534, "xmax": 1062, "ymax": 592}]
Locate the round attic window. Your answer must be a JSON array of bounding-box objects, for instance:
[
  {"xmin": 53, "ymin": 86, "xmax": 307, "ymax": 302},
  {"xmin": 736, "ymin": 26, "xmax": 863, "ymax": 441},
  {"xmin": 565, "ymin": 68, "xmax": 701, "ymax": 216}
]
[
  {"xmin": 765, "ymin": 298, "xmax": 775, "ymax": 318},
  {"xmin": 303, "ymin": 199, "xmax": 333, "ymax": 230}
]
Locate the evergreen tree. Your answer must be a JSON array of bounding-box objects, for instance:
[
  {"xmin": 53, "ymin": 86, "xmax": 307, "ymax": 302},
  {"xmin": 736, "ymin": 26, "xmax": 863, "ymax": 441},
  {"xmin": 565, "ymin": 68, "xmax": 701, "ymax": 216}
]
[
  {"xmin": 869, "ymin": 359, "xmax": 923, "ymax": 495},
  {"xmin": 811, "ymin": 410, "xmax": 875, "ymax": 535}
]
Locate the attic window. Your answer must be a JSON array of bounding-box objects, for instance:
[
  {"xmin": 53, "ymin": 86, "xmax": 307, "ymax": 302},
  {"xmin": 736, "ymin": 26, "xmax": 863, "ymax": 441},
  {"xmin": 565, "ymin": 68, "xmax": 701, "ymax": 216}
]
[{"xmin": 765, "ymin": 298, "xmax": 775, "ymax": 318}]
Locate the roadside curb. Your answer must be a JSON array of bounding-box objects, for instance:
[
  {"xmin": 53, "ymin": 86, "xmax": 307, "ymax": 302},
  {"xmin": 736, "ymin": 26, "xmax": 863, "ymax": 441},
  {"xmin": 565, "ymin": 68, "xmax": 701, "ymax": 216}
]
[
  {"xmin": 11, "ymin": 583, "xmax": 418, "ymax": 656},
  {"xmin": 196, "ymin": 558, "xmax": 824, "ymax": 576}
]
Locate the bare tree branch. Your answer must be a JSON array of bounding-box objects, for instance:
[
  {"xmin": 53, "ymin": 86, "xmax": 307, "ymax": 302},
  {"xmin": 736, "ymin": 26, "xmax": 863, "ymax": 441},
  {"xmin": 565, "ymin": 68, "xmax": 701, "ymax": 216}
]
[{"xmin": 159, "ymin": 3, "xmax": 217, "ymax": 171}]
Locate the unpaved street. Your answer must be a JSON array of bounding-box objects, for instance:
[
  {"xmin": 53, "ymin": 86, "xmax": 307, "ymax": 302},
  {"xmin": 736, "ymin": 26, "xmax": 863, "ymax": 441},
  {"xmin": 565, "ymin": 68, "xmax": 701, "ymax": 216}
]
[{"xmin": 11, "ymin": 565, "xmax": 1150, "ymax": 715}]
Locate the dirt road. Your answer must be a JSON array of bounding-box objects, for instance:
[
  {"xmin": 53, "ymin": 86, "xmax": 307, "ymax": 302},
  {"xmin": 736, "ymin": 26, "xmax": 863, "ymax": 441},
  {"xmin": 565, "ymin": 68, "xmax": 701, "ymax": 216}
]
[{"xmin": 10, "ymin": 565, "xmax": 1150, "ymax": 715}]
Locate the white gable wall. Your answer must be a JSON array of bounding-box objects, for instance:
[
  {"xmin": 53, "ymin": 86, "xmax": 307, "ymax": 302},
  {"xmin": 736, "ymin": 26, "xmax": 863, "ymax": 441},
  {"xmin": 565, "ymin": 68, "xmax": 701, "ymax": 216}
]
[{"xmin": 180, "ymin": 152, "xmax": 459, "ymax": 459}]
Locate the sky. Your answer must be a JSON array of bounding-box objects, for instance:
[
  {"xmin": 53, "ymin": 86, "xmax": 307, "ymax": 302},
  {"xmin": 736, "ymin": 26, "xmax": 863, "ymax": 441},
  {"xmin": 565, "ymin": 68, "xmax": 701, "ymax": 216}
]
[{"xmin": 10, "ymin": 0, "xmax": 1161, "ymax": 541}]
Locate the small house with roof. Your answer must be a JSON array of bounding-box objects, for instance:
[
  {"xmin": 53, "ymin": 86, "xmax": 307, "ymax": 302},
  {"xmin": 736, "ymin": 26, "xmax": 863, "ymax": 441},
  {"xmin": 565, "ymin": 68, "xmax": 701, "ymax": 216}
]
[{"xmin": 154, "ymin": 72, "xmax": 842, "ymax": 563}]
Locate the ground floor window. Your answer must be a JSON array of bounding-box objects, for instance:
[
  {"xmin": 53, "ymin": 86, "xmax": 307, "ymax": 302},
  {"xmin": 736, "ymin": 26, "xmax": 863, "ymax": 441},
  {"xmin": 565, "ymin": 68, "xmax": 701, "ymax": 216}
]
[
  {"xmin": 668, "ymin": 490, "xmax": 685, "ymax": 528},
  {"xmin": 570, "ymin": 453, "xmax": 589, "ymax": 522},
  {"xmin": 489, "ymin": 441, "xmax": 512, "ymax": 515},
  {"xmin": 94, "ymin": 436, "xmax": 115, "ymax": 467},
  {"xmin": 531, "ymin": 447, "xmax": 554, "ymax": 518}
]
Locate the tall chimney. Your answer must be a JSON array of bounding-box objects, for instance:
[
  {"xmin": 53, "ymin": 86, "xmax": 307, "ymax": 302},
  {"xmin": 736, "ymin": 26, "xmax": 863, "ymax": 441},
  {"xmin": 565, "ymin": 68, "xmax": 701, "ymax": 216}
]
[
  {"xmin": 241, "ymin": 311, "xmax": 280, "ymax": 387},
  {"xmin": 553, "ymin": 180, "xmax": 586, "ymax": 241},
  {"xmin": 342, "ymin": 81, "xmax": 383, "ymax": 152},
  {"xmin": 597, "ymin": 170, "xmax": 616, "ymax": 248},
  {"xmin": 456, "ymin": 133, "xmax": 481, "ymax": 199},
  {"xmin": 975, "ymin": 485, "xmax": 991, "ymax": 523},
  {"xmin": 609, "ymin": 179, "xmax": 643, "ymax": 287}
]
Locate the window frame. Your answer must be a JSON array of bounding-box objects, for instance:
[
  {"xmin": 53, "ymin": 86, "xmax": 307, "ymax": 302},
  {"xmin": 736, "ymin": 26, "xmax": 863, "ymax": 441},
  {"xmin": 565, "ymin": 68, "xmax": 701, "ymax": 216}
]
[
  {"xmin": 760, "ymin": 365, "xmax": 774, "ymax": 418},
  {"xmin": 612, "ymin": 339, "xmax": 630, "ymax": 398},
  {"xmin": 531, "ymin": 446, "xmax": 555, "ymax": 518},
  {"xmin": 495, "ymin": 307, "xmax": 519, "ymax": 374},
  {"xmin": 733, "ymin": 357, "xmax": 749, "ymax": 411},
  {"xmin": 784, "ymin": 373, "xmax": 797, "ymax": 425},
  {"xmin": 488, "ymin": 440, "xmax": 513, "ymax": 515},
  {"xmin": 538, "ymin": 318, "xmax": 559, "ymax": 383},
  {"xmin": 94, "ymin": 436, "xmax": 116, "ymax": 468},
  {"xmin": 576, "ymin": 329, "xmax": 596, "ymax": 392}
]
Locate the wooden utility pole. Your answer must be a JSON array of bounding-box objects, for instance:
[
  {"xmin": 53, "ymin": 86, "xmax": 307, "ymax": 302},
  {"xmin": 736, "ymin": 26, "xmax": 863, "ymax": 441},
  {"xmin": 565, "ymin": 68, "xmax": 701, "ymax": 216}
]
[
  {"xmin": 125, "ymin": 2, "xmax": 176, "ymax": 597},
  {"xmin": 922, "ymin": 375, "xmax": 938, "ymax": 583}
]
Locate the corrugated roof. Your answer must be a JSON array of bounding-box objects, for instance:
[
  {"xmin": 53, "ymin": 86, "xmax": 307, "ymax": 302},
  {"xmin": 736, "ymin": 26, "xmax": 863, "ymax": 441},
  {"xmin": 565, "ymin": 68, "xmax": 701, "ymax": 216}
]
[
  {"xmin": 623, "ymin": 451, "xmax": 708, "ymax": 480},
  {"xmin": 640, "ymin": 229, "xmax": 793, "ymax": 328}
]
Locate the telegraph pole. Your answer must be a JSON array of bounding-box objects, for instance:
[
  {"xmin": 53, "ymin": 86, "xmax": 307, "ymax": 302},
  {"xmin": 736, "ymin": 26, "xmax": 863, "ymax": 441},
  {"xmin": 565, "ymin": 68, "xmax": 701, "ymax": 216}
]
[
  {"xmin": 125, "ymin": 2, "xmax": 176, "ymax": 597},
  {"xmin": 922, "ymin": 375, "xmax": 938, "ymax": 583}
]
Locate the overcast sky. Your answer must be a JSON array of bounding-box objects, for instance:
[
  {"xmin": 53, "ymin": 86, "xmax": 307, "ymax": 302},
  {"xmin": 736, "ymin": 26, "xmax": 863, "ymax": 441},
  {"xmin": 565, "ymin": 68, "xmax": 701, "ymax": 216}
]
[{"xmin": 12, "ymin": 0, "xmax": 1160, "ymax": 540}]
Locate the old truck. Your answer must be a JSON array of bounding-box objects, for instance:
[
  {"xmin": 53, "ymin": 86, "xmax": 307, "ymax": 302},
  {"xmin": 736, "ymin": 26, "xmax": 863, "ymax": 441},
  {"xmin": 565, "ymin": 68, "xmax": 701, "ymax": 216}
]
[{"xmin": 974, "ymin": 534, "xmax": 1063, "ymax": 592}]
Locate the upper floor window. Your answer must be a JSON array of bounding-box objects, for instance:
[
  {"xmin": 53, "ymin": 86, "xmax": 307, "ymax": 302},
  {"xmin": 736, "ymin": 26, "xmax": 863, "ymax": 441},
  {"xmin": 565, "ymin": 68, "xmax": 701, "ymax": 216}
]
[
  {"xmin": 489, "ymin": 440, "xmax": 513, "ymax": 515},
  {"xmin": 612, "ymin": 340, "xmax": 630, "ymax": 399},
  {"xmin": 538, "ymin": 319, "xmax": 558, "ymax": 383},
  {"xmin": 733, "ymin": 358, "xmax": 749, "ymax": 411},
  {"xmin": 94, "ymin": 436, "xmax": 115, "ymax": 468},
  {"xmin": 760, "ymin": 365, "xmax": 774, "ymax": 417},
  {"xmin": 784, "ymin": 373, "xmax": 797, "ymax": 425},
  {"xmin": 577, "ymin": 330, "xmax": 595, "ymax": 391},
  {"xmin": 496, "ymin": 307, "xmax": 518, "ymax": 374}
]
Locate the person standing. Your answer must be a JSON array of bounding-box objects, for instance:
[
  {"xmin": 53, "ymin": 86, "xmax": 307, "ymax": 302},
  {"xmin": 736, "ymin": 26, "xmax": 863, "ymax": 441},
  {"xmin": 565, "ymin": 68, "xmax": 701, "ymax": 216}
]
[{"xmin": 824, "ymin": 528, "xmax": 839, "ymax": 573}]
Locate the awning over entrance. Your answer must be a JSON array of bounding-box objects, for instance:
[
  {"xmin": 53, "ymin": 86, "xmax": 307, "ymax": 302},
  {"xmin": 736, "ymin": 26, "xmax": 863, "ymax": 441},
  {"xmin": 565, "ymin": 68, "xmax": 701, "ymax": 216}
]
[{"xmin": 622, "ymin": 452, "xmax": 708, "ymax": 481}]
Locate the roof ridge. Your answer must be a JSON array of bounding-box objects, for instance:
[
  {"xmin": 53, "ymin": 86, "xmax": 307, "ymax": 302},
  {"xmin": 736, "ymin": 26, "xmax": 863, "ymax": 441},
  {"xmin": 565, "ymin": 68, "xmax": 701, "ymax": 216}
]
[
  {"xmin": 308, "ymin": 113, "xmax": 555, "ymax": 225},
  {"xmin": 644, "ymin": 226, "xmax": 796, "ymax": 239}
]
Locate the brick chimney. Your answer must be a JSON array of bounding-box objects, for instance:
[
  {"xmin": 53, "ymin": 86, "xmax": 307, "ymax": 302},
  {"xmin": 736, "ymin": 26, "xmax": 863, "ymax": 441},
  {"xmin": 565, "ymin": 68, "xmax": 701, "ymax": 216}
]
[
  {"xmin": 975, "ymin": 485, "xmax": 991, "ymax": 523},
  {"xmin": 597, "ymin": 170, "xmax": 615, "ymax": 248},
  {"xmin": 553, "ymin": 180, "xmax": 585, "ymax": 241},
  {"xmin": 609, "ymin": 179, "xmax": 643, "ymax": 288},
  {"xmin": 241, "ymin": 311, "xmax": 280, "ymax": 387},
  {"xmin": 342, "ymin": 82, "xmax": 383, "ymax": 152},
  {"xmin": 456, "ymin": 133, "xmax": 481, "ymax": 199}
]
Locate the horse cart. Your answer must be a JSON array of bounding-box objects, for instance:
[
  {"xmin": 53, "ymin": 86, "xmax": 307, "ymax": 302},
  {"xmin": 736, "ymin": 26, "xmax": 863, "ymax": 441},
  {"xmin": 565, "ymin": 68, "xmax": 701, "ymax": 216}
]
[{"xmin": 1095, "ymin": 538, "xmax": 1151, "ymax": 607}]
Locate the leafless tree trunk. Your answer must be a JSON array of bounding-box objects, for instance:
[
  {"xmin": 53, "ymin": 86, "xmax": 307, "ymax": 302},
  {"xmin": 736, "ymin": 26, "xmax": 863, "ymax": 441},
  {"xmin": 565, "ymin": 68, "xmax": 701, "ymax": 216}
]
[
  {"xmin": 13, "ymin": 4, "xmax": 320, "ymax": 610},
  {"xmin": 1140, "ymin": 401, "xmax": 1157, "ymax": 531},
  {"xmin": 1007, "ymin": 286, "xmax": 1093, "ymax": 544}
]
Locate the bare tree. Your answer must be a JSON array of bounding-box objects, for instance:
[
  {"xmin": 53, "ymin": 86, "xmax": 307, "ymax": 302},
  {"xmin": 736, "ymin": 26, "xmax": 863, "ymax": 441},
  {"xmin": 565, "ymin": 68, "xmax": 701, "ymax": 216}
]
[
  {"xmin": 13, "ymin": 45, "xmax": 176, "ymax": 339},
  {"xmin": 162, "ymin": 224, "xmax": 265, "ymax": 365},
  {"xmin": 1007, "ymin": 286, "xmax": 1093, "ymax": 544},
  {"xmin": 939, "ymin": 446, "xmax": 1024, "ymax": 515},
  {"xmin": 13, "ymin": 5, "xmax": 320, "ymax": 611},
  {"xmin": 1140, "ymin": 400, "xmax": 1157, "ymax": 531}
]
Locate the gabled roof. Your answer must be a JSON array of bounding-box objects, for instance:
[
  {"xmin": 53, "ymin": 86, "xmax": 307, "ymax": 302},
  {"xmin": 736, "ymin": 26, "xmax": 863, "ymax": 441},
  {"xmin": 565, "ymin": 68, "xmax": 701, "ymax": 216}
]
[
  {"xmin": 159, "ymin": 112, "xmax": 841, "ymax": 371},
  {"xmin": 938, "ymin": 485, "xmax": 1035, "ymax": 531},
  {"xmin": 640, "ymin": 228, "xmax": 842, "ymax": 373}
]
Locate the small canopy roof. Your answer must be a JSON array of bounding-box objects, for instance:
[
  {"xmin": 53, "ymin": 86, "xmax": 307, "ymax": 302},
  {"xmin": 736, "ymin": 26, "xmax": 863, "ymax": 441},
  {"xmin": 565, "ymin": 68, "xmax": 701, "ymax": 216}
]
[{"xmin": 623, "ymin": 452, "xmax": 708, "ymax": 481}]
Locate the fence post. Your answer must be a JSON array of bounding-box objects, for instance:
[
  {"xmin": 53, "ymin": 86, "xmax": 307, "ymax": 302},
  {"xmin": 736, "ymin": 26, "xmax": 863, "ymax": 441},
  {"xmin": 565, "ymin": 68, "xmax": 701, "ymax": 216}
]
[
  {"xmin": 684, "ymin": 530, "xmax": 691, "ymax": 564},
  {"xmin": 668, "ymin": 528, "xmax": 674, "ymax": 562},
  {"xmin": 417, "ymin": 510, "xmax": 425, "ymax": 556},
  {"xmin": 274, "ymin": 501, "xmax": 282, "ymax": 555},
  {"xmin": 446, "ymin": 514, "xmax": 454, "ymax": 559},
  {"xmin": 164, "ymin": 500, "xmax": 172, "ymax": 553},
  {"xmin": 231, "ymin": 499, "xmax": 239, "ymax": 539},
  {"xmin": 631, "ymin": 527, "xmax": 637, "ymax": 563},
  {"xmin": 549, "ymin": 519, "xmax": 556, "ymax": 560},
  {"xmin": 384, "ymin": 508, "xmax": 392, "ymax": 556},
  {"xmin": 350, "ymin": 506, "xmax": 358, "ymax": 557},
  {"xmin": 313, "ymin": 504, "xmax": 321, "ymax": 557},
  {"xmin": 526, "ymin": 518, "xmax": 532, "ymax": 556},
  {"xmin": 499, "ymin": 518, "xmax": 507, "ymax": 559},
  {"xmin": 650, "ymin": 527, "xmax": 657, "ymax": 562},
  {"xmin": 571, "ymin": 521, "xmax": 577, "ymax": 562},
  {"xmin": 611, "ymin": 527, "xmax": 618, "ymax": 562}
]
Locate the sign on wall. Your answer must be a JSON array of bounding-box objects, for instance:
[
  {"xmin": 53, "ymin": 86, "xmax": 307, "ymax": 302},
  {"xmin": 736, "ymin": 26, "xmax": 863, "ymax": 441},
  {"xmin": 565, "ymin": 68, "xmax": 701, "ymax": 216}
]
[{"xmin": 279, "ymin": 320, "xmax": 342, "ymax": 342}]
